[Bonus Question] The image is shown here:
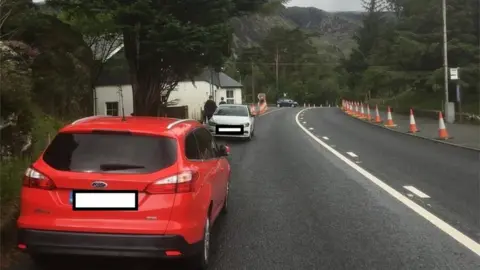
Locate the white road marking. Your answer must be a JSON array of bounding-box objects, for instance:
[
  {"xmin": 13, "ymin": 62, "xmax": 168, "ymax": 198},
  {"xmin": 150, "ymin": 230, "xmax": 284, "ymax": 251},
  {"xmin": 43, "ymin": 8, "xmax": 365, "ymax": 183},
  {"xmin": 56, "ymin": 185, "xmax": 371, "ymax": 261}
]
[
  {"xmin": 295, "ymin": 108, "xmax": 480, "ymax": 257},
  {"xmin": 322, "ymin": 136, "xmax": 329, "ymax": 140},
  {"xmin": 346, "ymin": 152, "xmax": 358, "ymax": 158},
  {"xmin": 403, "ymin": 186, "xmax": 431, "ymax": 199},
  {"xmin": 309, "ymin": 127, "xmax": 314, "ymax": 130},
  {"xmin": 303, "ymin": 122, "xmax": 307, "ymax": 124}
]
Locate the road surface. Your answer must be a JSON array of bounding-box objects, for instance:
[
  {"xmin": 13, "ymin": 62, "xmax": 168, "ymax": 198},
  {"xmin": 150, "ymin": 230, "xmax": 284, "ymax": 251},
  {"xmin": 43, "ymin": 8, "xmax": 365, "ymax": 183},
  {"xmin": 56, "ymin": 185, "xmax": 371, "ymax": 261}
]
[{"xmin": 6, "ymin": 107, "xmax": 480, "ymax": 270}]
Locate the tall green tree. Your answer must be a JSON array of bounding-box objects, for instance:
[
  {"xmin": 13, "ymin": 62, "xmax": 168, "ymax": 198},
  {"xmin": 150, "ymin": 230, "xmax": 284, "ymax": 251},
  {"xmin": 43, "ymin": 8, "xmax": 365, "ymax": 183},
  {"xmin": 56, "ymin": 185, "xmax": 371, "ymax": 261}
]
[
  {"xmin": 48, "ymin": 0, "xmax": 269, "ymax": 115},
  {"xmin": 341, "ymin": 0, "xmax": 479, "ymax": 113},
  {"xmin": 57, "ymin": 10, "xmax": 121, "ymax": 84},
  {"xmin": 341, "ymin": 0, "xmax": 389, "ymax": 99},
  {"xmin": 237, "ymin": 27, "xmax": 344, "ymax": 105}
]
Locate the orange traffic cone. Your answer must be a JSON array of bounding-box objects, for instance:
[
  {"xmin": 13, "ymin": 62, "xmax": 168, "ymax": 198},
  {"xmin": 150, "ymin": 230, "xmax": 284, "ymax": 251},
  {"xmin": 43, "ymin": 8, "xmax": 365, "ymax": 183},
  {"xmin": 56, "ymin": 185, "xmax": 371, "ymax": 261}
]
[
  {"xmin": 366, "ymin": 105, "xmax": 372, "ymax": 121},
  {"xmin": 384, "ymin": 106, "xmax": 397, "ymax": 127},
  {"xmin": 408, "ymin": 109, "xmax": 419, "ymax": 133},
  {"xmin": 374, "ymin": 105, "xmax": 382, "ymax": 123},
  {"xmin": 437, "ymin": 112, "xmax": 450, "ymax": 140},
  {"xmin": 359, "ymin": 103, "xmax": 366, "ymax": 119}
]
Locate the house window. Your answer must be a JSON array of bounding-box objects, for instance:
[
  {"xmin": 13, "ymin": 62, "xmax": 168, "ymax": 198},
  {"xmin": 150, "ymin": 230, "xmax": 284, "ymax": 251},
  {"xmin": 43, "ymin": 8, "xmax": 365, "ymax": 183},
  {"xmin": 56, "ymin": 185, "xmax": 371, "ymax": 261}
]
[
  {"xmin": 105, "ymin": 102, "xmax": 119, "ymax": 116},
  {"xmin": 226, "ymin": 90, "xmax": 234, "ymax": 104}
]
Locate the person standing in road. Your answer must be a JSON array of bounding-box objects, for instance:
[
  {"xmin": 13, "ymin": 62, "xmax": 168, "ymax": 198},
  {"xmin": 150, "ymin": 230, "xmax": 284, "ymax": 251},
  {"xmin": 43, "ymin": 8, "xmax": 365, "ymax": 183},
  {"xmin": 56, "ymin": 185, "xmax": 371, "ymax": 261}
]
[
  {"xmin": 219, "ymin": 97, "xmax": 227, "ymax": 105},
  {"xmin": 204, "ymin": 95, "xmax": 217, "ymax": 123}
]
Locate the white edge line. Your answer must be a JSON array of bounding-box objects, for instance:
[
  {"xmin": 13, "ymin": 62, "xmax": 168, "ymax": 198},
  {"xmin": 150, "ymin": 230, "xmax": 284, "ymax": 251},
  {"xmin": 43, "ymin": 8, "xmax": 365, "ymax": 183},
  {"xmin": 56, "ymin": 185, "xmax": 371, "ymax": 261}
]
[
  {"xmin": 346, "ymin": 151, "xmax": 358, "ymax": 158},
  {"xmin": 295, "ymin": 108, "xmax": 480, "ymax": 257},
  {"xmin": 403, "ymin": 186, "xmax": 431, "ymax": 199}
]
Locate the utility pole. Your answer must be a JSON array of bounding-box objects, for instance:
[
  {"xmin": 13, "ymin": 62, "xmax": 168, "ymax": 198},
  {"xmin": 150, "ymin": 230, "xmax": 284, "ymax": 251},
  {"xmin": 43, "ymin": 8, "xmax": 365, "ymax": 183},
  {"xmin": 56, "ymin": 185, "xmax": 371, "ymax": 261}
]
[
  {"xmin": 275, "ymin": 45, "xmax": 279, "ymax": 95},
  {"xmin": 442, "ymin": 0, "xmax": 451, "ymax": 122},
  {"xmin": 251, "ymin": 61, "xmax": 255, "ymax": 104}
]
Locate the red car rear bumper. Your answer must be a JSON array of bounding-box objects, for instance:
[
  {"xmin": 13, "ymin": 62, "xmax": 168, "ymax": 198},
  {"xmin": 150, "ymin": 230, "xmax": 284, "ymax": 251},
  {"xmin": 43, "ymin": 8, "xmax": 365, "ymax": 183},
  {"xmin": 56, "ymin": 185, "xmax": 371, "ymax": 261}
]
[{"xmin": 17, "ymin": 229, "xmax": 202, "ymax": 258}]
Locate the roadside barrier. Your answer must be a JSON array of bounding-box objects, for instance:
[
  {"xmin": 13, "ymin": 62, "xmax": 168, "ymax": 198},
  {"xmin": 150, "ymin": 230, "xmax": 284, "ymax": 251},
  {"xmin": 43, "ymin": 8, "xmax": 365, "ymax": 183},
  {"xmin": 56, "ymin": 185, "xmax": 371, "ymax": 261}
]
[{"xmin": 250, "ymin": 104, "xmax": 257, "ymax": 115}]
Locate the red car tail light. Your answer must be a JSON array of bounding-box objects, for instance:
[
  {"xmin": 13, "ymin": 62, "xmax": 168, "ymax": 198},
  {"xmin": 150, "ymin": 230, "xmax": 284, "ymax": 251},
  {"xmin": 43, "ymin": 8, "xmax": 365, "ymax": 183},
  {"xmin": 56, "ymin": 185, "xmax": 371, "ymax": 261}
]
[
  {"xmin": 22, "ymin": 167, "xmax": 56, "ymax": 190},
  {"xmin": 145, "ymin": 170, "xmax": 198, "ymax": 194}
]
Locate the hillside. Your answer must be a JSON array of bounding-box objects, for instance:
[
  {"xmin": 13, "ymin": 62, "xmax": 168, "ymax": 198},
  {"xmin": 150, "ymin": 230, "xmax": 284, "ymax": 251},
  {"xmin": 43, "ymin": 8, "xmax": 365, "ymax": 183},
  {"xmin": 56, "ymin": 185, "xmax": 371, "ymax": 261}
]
[{"xmin": 231, "ymin": 6, "xmax": 364, "ymax": 58}]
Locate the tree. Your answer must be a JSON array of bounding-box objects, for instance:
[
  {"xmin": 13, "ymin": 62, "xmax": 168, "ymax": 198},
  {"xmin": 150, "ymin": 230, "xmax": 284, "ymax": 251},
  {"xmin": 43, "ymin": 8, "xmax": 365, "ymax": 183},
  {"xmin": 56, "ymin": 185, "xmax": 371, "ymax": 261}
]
[
  {"xmin": 48, "ymin": 0, "xmax": 269, "ymax": 116},
  {"xmin": 57, "ymin": 11, "xmax": 122, "ymax": 84},
  {"xmin": 341, "ymin": 0, "xmax": 391, "ymax": 99},
  {"xmin": 237, "ymin": 27, "xmax": 343, "ymax": 105},
  {"xmin": 339, "ymin": 0, "xmax": 479, "ymax": 113}
]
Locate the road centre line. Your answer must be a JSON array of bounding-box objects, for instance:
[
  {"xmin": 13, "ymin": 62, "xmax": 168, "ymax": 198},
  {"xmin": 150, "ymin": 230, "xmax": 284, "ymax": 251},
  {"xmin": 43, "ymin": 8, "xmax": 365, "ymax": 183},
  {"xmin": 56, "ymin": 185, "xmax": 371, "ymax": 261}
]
[
  {"xmin": 346, "ymin": 152, "xmax": 358, "ymax": 158},
  {"xmin": 295, "ymin": 108, "xmax": 480, "ymax": 257},
  {"xmin": 403, "ymin": 186, "xmax": 431, "ymax": 199}
]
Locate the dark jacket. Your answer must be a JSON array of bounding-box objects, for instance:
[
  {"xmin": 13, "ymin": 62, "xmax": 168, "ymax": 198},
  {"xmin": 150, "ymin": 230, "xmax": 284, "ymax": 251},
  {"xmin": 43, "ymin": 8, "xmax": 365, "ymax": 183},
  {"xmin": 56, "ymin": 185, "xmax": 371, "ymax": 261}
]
[{"xmin": 204, "ymin": 99, "xmax": 217, "ymax": 117}]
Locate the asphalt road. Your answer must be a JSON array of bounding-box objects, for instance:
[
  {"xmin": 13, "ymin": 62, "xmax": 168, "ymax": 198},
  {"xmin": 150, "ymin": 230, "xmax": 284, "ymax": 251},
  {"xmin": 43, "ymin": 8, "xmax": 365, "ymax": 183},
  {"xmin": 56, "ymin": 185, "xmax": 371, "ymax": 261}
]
[{"xmin": 6, "ymin": 107, "xmax": 480, "ymax": 270}]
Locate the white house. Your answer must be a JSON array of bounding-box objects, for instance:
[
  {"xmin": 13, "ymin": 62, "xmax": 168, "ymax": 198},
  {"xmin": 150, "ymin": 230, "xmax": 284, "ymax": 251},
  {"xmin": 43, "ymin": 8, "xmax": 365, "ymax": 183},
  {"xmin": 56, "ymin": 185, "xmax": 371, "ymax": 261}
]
[
  {"xmin": 94, "ymin": 48, "xmax": 243, "ymax": 120},
  {"xmin": 168, "ymin": 70, "xmax": 243, "ymax": 120}
]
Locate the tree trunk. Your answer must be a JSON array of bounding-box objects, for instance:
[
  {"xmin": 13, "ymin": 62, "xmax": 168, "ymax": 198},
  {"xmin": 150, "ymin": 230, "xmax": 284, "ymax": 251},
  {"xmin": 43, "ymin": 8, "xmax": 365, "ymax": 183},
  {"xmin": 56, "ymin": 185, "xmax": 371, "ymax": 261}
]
[
  {"xmin": 123, "ymin": 27, "xmax": 162, "ymax": 116},
  {"xmin": 122, "ymin": 27, "xmax": 175, "ymax": 117}
]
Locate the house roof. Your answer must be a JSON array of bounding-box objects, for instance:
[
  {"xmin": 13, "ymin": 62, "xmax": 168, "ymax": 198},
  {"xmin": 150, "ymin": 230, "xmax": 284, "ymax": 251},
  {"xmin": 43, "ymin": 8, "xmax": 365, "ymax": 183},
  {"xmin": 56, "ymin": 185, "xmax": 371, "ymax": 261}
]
[
  {"xmin": 95, "ymin": 47, "xmax": 242, "ymax": 88},
  {"xmin": 217, "ymin": 72, "xmax": 242, "ymax": 88},
  {"xmin": 90, "ymin": 36, "xmax": 123, "ymax": 61}
]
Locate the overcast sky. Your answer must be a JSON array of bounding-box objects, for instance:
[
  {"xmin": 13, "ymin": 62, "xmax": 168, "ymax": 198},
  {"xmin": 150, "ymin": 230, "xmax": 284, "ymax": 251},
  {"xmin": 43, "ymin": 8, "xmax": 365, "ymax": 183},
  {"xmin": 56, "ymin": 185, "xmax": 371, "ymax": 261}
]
[{"xmin": 286, "ymin": 0, "xmax": 363, "ymax": 12}]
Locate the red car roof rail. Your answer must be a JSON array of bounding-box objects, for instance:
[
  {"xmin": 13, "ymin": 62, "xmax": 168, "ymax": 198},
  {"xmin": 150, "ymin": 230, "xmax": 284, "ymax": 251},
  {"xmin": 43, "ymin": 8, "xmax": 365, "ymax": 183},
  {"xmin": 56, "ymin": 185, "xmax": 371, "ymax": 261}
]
[
  {"xmin": 167, "ymin": 119, "xmax": 196, "ymax": 130},
  {"xmin": 71, "ymin": 115, "xmax": 111, "ymax": 125}
]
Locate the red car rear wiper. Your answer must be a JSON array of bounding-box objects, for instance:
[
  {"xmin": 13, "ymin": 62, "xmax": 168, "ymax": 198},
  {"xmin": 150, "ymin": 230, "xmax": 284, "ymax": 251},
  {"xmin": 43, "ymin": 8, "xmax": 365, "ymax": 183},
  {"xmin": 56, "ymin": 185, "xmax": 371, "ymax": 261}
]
[{"xmin": 99, "ymin": 163, "xmax": 146, "ymax": 171}]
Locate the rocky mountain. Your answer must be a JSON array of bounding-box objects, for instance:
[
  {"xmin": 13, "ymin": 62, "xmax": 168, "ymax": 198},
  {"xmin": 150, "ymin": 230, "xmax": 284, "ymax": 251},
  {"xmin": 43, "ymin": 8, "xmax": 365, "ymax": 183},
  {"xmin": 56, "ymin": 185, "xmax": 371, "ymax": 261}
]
[{"xmin": 231, "ymin": 6, "xmax": 364, "ymax": 57}]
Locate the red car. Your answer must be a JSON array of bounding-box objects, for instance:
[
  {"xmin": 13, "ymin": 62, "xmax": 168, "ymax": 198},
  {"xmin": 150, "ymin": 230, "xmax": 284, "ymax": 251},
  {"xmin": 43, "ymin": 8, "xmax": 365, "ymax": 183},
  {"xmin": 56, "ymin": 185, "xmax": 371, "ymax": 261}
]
[{"xmin": 17, "ymin": 116, "xmax": 231, "ymax": 269}]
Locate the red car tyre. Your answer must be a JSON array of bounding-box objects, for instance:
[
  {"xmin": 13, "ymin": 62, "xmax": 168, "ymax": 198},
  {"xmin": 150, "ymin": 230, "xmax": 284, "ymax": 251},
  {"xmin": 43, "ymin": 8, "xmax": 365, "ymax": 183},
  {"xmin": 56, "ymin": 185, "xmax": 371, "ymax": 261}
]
[
  {"xmin": 188, "ymin": 215, "xmax": 211, "ymax": 270},
  {"xmin": 221, "ymin": 180, "xmax": 230, "ymax": 214}
]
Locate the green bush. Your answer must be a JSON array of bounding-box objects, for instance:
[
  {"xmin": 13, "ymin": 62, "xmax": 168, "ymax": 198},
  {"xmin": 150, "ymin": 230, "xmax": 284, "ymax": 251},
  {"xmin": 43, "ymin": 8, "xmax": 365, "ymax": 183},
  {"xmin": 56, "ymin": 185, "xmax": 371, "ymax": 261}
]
[
  {"xmin": 0, "ymin": 113, "xmax": 64, "ymax": 206},
  {"xmin": 0, "ymin": 158, "xmax": 30, "ymax": 205}
]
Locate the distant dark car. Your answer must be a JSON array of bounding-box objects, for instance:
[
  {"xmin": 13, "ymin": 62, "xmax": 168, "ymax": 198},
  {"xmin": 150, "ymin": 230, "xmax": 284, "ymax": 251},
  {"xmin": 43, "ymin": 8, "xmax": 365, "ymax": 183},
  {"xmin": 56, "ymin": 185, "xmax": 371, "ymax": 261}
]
[{"xmin": 277, "ymin": 98, "xmax": 298, "ymax": 107}]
